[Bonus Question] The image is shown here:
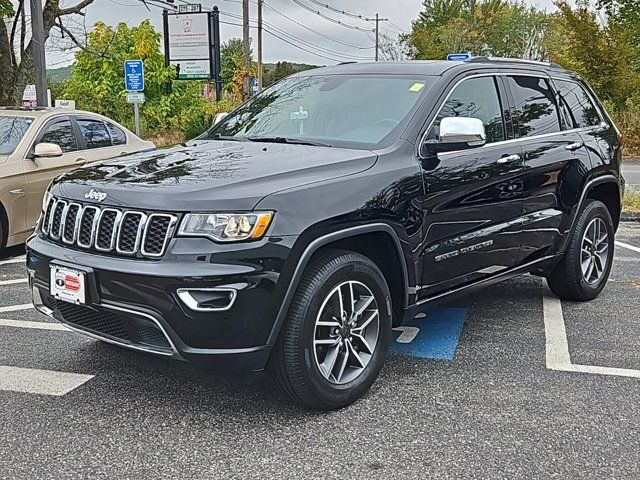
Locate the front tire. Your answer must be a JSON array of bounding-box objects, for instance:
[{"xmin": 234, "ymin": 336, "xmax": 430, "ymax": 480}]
[
  {"xmin": 269, "ymin": 250, "xmax": 392, "ymax": 410},
  {"xmin": 546, "ymin": 200, "xmax": 615, "ymax": 301}
]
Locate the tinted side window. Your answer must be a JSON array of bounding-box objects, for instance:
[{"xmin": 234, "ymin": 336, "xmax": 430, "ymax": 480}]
[
  {"xmin": 554, "ymin": 80, "xmax": 601, "ymax": 129},
  {"xmin": 430, "ymin": 76, "xmax": 506, "ymax": 143},
  {"xmin": 40, "ymin": 119, "xmax": 77, "ymax": 152},
  {"xmin": 507, "ymin": 76, "xmax": 561, "ymax": 137},
  {"xmin": 77, "ymin": 119, "xmax": 111, "ymax": 149},
  {"xmin": 106, "ymin": 122, "xmax": 127, "ymax": 145}
]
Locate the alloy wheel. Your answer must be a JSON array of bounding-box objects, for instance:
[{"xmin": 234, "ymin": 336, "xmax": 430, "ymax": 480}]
[
  {"xmin": 581, "ymin": 217, "xmax": 609, "ymax": 285},
  {"xmin": 313, "ymin": 280, "xmax": 380, "ymax": 384}
]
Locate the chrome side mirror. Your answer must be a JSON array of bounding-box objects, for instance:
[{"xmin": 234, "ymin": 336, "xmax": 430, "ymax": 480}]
[
  {"xmin": 34, "ymin": 142, "xmax": 63, "ymax": 158},
  {"xmin": 421, "ymin": 117, "xmax": 486, "ymax": 156}
]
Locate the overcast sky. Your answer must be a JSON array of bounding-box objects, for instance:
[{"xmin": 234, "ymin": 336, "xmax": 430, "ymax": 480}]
[{"xmin": 42, "ymin": 0, "xmax": 563, "ymax": 68}]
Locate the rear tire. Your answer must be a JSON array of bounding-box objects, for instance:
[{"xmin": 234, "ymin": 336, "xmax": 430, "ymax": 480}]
[
  {"xmin": 546, "ymin": 200, "xmax": 614, "ymax": 301},
  {"xmin": 269, "ymin": 250, "xmax": 392, "ymax": 410}
]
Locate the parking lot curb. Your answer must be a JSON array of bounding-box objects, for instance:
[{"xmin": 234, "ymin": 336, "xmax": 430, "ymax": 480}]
[{"xmin": 621, "ymin": 212, "xmax": 640, "ymax": 222}]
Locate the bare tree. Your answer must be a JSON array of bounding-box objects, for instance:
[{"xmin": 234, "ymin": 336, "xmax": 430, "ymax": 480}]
[{"xmin": 0, "ymin": 0, "xmax": 95, "ymax": 105}]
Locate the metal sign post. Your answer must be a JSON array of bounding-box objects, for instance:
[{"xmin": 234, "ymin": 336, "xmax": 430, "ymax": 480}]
[{"xmin": 124, "ymin": 60, "xmax": 145, "ymax": 137}]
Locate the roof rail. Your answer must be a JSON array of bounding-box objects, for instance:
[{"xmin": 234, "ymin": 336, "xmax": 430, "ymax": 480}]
[{"xmin": 465, "ymin": 56, "xmax": 562, "ymax": 69}]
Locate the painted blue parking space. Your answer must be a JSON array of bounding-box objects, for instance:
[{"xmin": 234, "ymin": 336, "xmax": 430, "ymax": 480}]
[{"xmin": 390, "ymin": 307, "xmax": 467, "ymax": 360}]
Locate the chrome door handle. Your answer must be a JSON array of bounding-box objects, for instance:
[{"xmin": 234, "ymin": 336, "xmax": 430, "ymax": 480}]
[
  {"xmin": 497, "ymin": 154, "xmax": 520, "ymax": 164},
  {"xmin": 9, "ymin": 188, "xmax": 25, "ymax": 198},
  {"xmin": 565, "ymin": 142, "xmax": 584, "ymax": 151},
  {"xmin": 75, "ymin": 157, "xmax": 86, "ymax": 164}
]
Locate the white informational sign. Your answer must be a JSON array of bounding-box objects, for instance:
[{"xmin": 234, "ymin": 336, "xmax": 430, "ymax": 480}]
[
  {"xmin": 22, "ymin": 85, "xmax": 51, "ymax": 107},
  {"xmin": 54, "ymin": 99, "xmax": 76, "ymax": 109},
  {"xmin": 126, "ymin": 92, "xmax": 145, "ymax": 104},
  {"xmin": 167, "ymin": 13, "xmax": 211, "ymax": 79}
]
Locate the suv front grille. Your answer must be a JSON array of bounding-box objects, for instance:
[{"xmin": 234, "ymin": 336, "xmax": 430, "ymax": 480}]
[{"xmin": 42, "ymin": 197, "xmax": 177, "ymax": 258}]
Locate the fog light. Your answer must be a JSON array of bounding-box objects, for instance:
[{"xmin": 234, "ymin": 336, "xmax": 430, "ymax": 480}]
[{"xmin": 177, "ymin": 288, "xmax": 237, "ymax": 312}]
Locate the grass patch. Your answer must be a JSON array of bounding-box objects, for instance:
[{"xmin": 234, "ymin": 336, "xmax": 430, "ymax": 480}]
[{"xmin": 623, "ymin": 189, "xmax": 640, "ymax": 212}]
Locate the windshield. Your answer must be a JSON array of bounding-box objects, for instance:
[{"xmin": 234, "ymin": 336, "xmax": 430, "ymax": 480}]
[
  {"xmin": 206, "ymin": 74, "xmax": 434, "ymax": 148},
  {"xmin": 0, "ymin": 116, "xmax": 34, "ymax": 155}
]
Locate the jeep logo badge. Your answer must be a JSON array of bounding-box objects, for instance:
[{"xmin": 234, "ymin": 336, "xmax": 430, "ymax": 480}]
[{"xmin": 84, "ymin": 189, "xmax": 107, "ymax": 203}]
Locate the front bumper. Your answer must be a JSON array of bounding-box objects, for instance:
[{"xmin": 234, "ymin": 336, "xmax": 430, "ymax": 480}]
[{"xmin": 27, "ymin": 234, "xmax": 297, "ymax": 373}]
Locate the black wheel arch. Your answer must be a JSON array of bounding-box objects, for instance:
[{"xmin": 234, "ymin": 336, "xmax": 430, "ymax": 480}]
[
  {"xmin": 266, "ymin": 223, "xmax": 412, "ymax": 345},
  {"xmin": 560, "ymin": 174, "xmax": 621, "ymax": 253}
]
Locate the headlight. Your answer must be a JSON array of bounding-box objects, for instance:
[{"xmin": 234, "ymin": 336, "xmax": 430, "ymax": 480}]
[{"xmin": 178, "ymin": 212, "xmax": 273, "ymax": 242}]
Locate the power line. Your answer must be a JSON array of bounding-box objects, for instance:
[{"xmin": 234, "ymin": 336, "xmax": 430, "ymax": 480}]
[
  {"xmin": 291, "ymin": 0, "xmax": 375, "ymax": 32},
  {"xmin": 263, "ymin": 2, "xmax": 373, "ymax": 50},
  {"xmin": 219, "ymin": 19, "xmax": 347, "ymax": 63},
  {"xmin": 304, "ymin": 0, "xmax": 377, "ymax": 21},
  {"xmin": 221, "ymin": 11, "xmax": 373, "ymax": 60}
]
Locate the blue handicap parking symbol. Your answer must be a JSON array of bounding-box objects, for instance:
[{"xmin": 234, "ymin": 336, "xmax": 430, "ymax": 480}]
[{"xmin": 390, "ymin": 307, "xmax": 467, "ymax": 360}]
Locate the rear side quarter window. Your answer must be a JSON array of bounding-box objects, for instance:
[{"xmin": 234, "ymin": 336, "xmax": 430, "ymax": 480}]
[
  {"xmin": 553, "ymin": 79, "xmax": 601, "ymax": 129},
  {"xmin": 106, "ymin": 122, "xmax": 127, "ymax": 145}
]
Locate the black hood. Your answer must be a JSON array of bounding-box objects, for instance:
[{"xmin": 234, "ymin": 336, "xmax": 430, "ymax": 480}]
[{"xmin": 51, "ymin": 140, "xmax": 377, "ymax": 211}]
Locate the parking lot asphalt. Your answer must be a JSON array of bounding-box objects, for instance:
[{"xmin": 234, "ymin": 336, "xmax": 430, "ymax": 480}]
[
  {"xmin": 622, "ymin": 157, "xmax": 640, "ymax": 189},
  {"xmin": 1, "ymin": 225, "xmax": 639, "ymax": 479}
]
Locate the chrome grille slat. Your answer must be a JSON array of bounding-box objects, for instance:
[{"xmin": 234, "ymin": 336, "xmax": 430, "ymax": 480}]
[
  {"xmin": 141, "ymin": 214, "xmax": 177, "ymax": 258},
  {"xmin": 42, "ymin": 197, "xmax": 176, "ymax": 259},
  {"xmin": 49, "ymin": 200, "xmax": 67, "ymax": 240},
  {"xmin": 116, "ymin": 212, "xmax": 146, "ymax": 254},
  {"xmin": 62, "ymin": 203, "xmax": 82, "ymax": 245}
]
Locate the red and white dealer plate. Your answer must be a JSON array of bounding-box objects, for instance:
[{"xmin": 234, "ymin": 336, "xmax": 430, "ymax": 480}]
[{"xmin": 50, "ymin": 265, "xmax": 86, "ymax": 305}]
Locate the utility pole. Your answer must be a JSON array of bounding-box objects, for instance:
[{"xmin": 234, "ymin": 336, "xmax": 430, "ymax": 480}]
[
  {"xmin": 30, "ymin": 0, "xmax": 48, "ymax": 106},
  {"xmin": 242, "ymin": 0, "xmax": 250, "ymax": 101},
  {"xmin": 257, "ymin": 0, "xmax": 263, "ymax": 92},
  {"xmin": 374, "ymin": 13, "xmax": 389, "ymax": 62},
  {"xmin": 375, "ymin": 13, "xmax": 379, "ymax": 62}
]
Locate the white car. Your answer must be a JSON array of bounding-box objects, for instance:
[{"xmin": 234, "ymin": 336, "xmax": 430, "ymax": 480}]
[{"xmin": 0, "ymin": 107, "xmax": 155, "ymax": 251}]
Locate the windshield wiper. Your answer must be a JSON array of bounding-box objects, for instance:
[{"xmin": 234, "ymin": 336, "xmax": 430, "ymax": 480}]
[
  {"xmin": 210, "ymin": 134, "xmax": 249, "ymax": 142},
  {"xmin": 246, "ymin": 136, "xmax": 332, "ymax": 147}
]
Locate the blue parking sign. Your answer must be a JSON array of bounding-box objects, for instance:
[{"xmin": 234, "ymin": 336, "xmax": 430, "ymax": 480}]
[{"xmin": 124, "ymin": 60, "xmax": 144, "ymax": 91}]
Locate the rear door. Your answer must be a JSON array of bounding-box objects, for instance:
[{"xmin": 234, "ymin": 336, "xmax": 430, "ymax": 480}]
[
  {"xmin": 418, "ymin": 74, "xmax": 527, "ymax": 298},
  {"xmin": 23, "ymin": 115, "xmax": 83, "ymax": 230},
  {"xmin": 505, "ymin": 74, "xmax": 592, "ymax": 260}
]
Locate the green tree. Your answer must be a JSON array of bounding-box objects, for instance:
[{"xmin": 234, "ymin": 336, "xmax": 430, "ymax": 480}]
[
  {"xmin": 60, "ymin": 20, "xmax": 235, "ymax": 140},
  {"xmin": 406, "ymin": 0, "xmax": 551, "ymax": 61}
]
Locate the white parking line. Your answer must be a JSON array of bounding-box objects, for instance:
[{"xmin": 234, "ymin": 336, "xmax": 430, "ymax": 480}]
[
  {"xmin": 542, "ymin": 281, "xmax": 640, "ymax": 379},
  {"xmin": 615, "ymin": 241, "xmax": 640, "ymax": 254},
  {"xmin": 0, "ymin": 278, "xmax": 28, "ymax": 286},
  {"xmin": 0, "ymin": 366, "xmax": 94, "ymax": 396},
  {"xmin": 0, "ymin": 304, "xmax": 33, "ymax": 313},
  {"xmin": 0, "ymin": 256, "xmax": 26, "ymax": 266},
  {"xmin": 0, "ymin": 318, "xmax": 68, "ymax": 331}
]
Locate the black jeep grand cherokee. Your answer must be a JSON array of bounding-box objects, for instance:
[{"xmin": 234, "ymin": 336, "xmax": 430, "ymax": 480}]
[{"xmin": 28, "ymin": 58, "xmax": 624, "ymax": 409}]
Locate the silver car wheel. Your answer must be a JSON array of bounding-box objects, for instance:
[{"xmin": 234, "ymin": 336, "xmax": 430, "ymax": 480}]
[
  {"xmin": 313, "ymin": 280, "xmax": 380, "ymax": 385},
  {"xmin": 581, "ymin": 217, "xmax": 609, "ymax": 285}
]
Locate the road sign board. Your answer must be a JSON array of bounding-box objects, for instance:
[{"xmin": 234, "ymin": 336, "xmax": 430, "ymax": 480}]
[
  {"xmin": 124, "ymin": 60, "xmax": 144, "ymax": 91},
  {"xmin": 251, "ymin": 77, "xmax": 259, "ymax": 95},
  {"xmin": 447, "ymin": 53, "xmax": 472, "ymax": 61},
  {"xmin": 178, "ymin": 3, "xmax": 201, "ymax": 13},
  {"xmin": 126, "ymin": 92, "xmax": 145, "ymax": 104}
]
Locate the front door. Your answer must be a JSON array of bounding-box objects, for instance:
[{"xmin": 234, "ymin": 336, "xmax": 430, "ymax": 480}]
[
  {"xmin": 418, "ymin": 75, "xmax": 527, "ymax": 299},
  {"xmin": 23, "ymin": 116, "xmax": 83, "ymax": 230}
]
